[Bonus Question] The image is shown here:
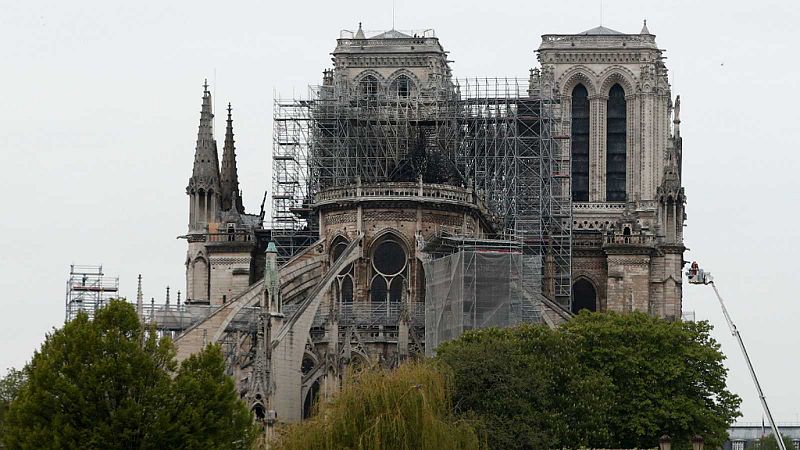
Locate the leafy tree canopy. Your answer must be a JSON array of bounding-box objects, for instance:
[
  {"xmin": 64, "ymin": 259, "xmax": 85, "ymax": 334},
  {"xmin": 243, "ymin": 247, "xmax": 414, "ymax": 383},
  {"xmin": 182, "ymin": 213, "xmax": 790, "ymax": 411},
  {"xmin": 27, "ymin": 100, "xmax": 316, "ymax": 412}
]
[
  {"xmin": 436, "ymin": 323, "xmax": 613, "ymax": 450},
  {"xmin": 758, "ymin": 433, "xmax": 796, "ymax": 450},
  {"xmin": 562, "ymin": 311, "xmax": 741, "ymax": 449},
  {"xmin": 2, "ymin": 299, "xmax": 259, "ymax": 449},
  {"xmin": 437, "ymin": 311, "xmax": 741, "ymax": 450},
  {"xmin": 273, "ymin": 361, "xmax": 485, "ymax": 450},
  {"xmin": 0, "ymin": 367, "xmax": 27, "ymax": 435}
]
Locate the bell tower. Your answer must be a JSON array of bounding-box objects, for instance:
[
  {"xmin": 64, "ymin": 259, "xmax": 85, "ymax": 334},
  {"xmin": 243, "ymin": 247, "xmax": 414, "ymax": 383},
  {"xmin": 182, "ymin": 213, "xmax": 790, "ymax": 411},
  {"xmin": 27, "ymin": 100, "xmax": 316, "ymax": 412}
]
[
  {"xmin": 537, "ymin": 22, "xmax": 686, "ymax": 319},
  {"xmin": 187, "ymin": 80, "xmax": 222, "ymax": 231},
  {"xmin": 185, "ymin": 80, "xmax": 221, "ymax": 304}
]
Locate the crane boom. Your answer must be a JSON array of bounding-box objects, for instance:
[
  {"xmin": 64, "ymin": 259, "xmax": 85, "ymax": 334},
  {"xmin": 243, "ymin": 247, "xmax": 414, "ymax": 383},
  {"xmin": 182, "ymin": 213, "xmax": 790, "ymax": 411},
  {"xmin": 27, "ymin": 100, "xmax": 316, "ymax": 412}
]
[{"xmin": 687, "ymin": 264, "xmax": 786, "ymax": 450}]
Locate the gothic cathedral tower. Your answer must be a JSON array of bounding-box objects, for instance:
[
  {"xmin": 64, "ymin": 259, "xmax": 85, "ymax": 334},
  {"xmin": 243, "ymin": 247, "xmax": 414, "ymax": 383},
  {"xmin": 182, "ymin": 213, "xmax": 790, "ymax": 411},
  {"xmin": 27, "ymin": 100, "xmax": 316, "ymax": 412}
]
[
  {"xmin": 537, "ymin": 22, "xmax": 686, "ymax": 319},
  {"xmin": 184, "ymin": 82, "xmax": 263, "ymax": 305}
]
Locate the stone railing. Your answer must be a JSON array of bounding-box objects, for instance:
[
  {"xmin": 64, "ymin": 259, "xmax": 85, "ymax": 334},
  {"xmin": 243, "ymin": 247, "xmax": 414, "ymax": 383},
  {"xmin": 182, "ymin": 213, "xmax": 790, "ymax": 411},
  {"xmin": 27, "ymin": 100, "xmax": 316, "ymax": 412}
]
[
  {"xmin": 285, "ymin": 301, "xmax": 425, "ymax": 328},
  {"xmin": 151, "ymin": 299, "xmax": 425, "ymax": 335},
  {"xmin": 145, "ymin": 303, "xmax": 259, "ymax": 332},
  {"xmin": 604, "ymin": 234, "xmax": 650, "ymax": 245},
  {"xmin": 206, "ymin": 231, "xmax": 253, "ymax": 243},
  {"xmin": 540, "ymin": 33, "xmax": 656, "ymax": 45},
  {"xmin": 313, "ymin": 182, "xmax": 482, "ymax": 209},
  {"xmin": 573, "ymin": 202, "xmax": 626, "ymax": 212},
  {"xmin": 338, "ymin": 28, "xmax": 436, "ymax": 40}
]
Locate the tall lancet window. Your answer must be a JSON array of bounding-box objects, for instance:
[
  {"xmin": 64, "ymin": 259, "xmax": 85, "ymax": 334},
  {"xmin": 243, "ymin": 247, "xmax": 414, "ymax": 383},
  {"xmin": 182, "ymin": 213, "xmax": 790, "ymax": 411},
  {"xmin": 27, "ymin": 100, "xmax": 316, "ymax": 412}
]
[
  {"xmin": 606, "ymin": 84, "xmax": 627, "ymax": 201},
  {"xmin": 571, "ymin": 84, "xmax": 590, "ymax": 201}
]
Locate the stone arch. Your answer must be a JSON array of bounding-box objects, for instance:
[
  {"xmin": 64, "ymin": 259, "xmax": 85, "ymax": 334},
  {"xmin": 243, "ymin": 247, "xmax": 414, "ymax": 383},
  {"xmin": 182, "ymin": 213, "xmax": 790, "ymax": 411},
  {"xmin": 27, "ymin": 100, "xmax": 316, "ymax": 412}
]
[
  {"xmin": 386, "ymin": 68, "xmax": 421, "ymax": 86},
  {"xmin": 353, "ymin": 70, "xmax": 386, "ymax": 97},
  {"xmin": 559, "ymin": 66, "xmax": 598, "ymax": 97},
  {"xmin": 329, "ymin": 234, "xmax": 355, "ymax": 303},
  {"xmin": 368, "ymin": 228, "xmax": 412, "ymax": 254},
  {"xmin": 353, "ymin": 69, "xmax": 387, "ymax": 84},
  {"xmin": 387, "ymin": 69, "xmax": 421, "ymax": 97},
  {"xmin": 598, "ymin": 66, "xmax": 637, "ymax": 96},
  {"xmin": 329, "ymin": 234, "xmax": 351, "ymax": 263},
  {"xmin": 571, "ymin": 276, "xmax": 598, "ymax": 314},
  {"xmin": 191, "ymin": 256, "xmax": 209, "ymax": 302}
]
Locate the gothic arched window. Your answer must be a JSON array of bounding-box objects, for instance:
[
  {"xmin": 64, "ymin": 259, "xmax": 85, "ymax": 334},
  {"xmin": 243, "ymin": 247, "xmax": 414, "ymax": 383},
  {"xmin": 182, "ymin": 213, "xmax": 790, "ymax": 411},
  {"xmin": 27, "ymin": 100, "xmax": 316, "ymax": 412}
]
[
  {"xmin": 192, "ymin": 257, "xmax": 208, "ymax": 303},
  {"xmin": 360, "ymin": 75, "xmax": 379, "ymax": 100},
  {"xmin": 370, "ymin": 236, "xmax": 407, "ymax": 303},
  {"xmin": 571, "ymin": 279, "xmax": 597, "ymax": 314},
  {"xmin": 331, "ymin": 237, "xmax": 354, "ymax": 304},
  {"xmin": 606, "ymin": 83, "xmax": 627, "ymax": 201},
  {"xmin": 391, "ymin": 75, "xmax": 413, "ymax": 98},
  {"xmin": 571, "ymin": 84, "xmax": 590, "ymax": 201}
]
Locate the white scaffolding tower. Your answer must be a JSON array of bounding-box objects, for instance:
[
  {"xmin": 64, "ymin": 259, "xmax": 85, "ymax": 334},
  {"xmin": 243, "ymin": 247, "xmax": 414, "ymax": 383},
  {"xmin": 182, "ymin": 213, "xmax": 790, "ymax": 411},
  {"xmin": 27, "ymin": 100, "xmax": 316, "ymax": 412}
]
[{"xmin": 65, "ymin": 265, "xmax": 119, "ymax": 322}]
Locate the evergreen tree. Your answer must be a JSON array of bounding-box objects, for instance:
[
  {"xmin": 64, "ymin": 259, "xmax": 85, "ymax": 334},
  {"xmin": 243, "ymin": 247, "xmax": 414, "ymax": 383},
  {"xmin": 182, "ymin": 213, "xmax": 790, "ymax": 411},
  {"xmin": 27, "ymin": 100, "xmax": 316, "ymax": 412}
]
[{"xmin": 2, "ymin": 300, "xmax": 259, "ymax": 449}]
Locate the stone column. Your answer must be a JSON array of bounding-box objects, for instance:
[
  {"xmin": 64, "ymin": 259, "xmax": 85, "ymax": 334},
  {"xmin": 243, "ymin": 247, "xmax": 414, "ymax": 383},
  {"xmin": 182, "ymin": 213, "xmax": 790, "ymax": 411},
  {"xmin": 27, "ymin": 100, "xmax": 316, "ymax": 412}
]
[
  {"xmin": 589, "ymin": 95, "xmax": 607, "ymax": 202},
  {"xmin": 626, "ymin": 95, "xmax": 637, "ymax": 202}
]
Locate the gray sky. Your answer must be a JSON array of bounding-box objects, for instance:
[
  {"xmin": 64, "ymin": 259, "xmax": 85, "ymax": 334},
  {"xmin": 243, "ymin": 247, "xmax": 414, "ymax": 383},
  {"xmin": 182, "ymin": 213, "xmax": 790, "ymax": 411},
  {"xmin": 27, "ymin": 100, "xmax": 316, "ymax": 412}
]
[{"xmin": 2, "ymin": 0, "xmax": 798, "ymax": 423}]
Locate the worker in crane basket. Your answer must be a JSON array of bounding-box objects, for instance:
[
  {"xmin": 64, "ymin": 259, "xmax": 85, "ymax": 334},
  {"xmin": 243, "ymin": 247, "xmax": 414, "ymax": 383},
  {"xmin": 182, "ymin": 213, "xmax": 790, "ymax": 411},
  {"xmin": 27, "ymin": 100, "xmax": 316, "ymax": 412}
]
[{"xmin": 687, "ymin": 261, "xmax": 709, "ymax": 284}]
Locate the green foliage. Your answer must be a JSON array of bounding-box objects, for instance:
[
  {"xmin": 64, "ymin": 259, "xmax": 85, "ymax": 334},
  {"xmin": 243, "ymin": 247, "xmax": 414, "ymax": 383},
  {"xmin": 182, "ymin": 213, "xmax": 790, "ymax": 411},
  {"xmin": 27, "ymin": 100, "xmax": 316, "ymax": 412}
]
[
  {"xmin": 561, "ymin": 311, "xmax": 741, "ymax": 449},
  {"xmin": 437, "ymin": 312, "xmax": 741, "ymax": 450},
  {"xmin": 757, "ymin": 434, "xmax": 795, "ymax": 450},
  {"xmin": 436, "ymin": 324, "xmax": 613, "ymax": 450},
  {"xmin": 273, "ymin": 361, "xmax": 485, "ymax": 450},
  {"xmin": 0, "ymin": 367, "xmax": 27, "ymax": 435},
  {"xmin": 2, "ymin": 299, "xmax": 258, "ymax": 449}
]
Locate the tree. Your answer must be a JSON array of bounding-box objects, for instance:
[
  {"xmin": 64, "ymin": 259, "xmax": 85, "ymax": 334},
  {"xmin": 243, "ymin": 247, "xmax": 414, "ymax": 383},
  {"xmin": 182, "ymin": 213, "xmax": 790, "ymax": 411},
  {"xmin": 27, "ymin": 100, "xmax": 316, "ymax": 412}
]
[
  {"xmin": 561, "ymin": 311, "xmax": 741, "ymax": 449},
  {"xmin": 0, "ymin": 367, "xmax": 27, "ymax": 435},
  {"xmin": 436, "ymin": 324, "xmax": 613, "ymax": 450},
  {"xmin": 758, "ymin": 433, "xmax": 796, "ymax": 450},
  {"xmin": 272, "ymin": 361, "xmax": 485, "ymax": 450},
  {"xmin": 2, "ymin": 299, "xmax": 259, "ymax": 449},
  {"xmin": 436, "ymin": 312, "xmax": 741, "ymax": 450}
]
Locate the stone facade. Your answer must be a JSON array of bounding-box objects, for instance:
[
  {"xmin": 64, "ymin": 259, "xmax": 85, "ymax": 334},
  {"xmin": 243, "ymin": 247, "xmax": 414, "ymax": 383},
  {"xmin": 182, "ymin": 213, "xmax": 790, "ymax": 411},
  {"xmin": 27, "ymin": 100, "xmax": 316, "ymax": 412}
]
[
  {"xmin": 183, "ymin": 87, "xmax": 263, "ymax": 306},
  {"xmin": 537, "ymin": 23, "xmax": 686, "ymax": 319},
  {"xmin": 173, "ymin": 21, "xmax": 688, "ymax": 425}
]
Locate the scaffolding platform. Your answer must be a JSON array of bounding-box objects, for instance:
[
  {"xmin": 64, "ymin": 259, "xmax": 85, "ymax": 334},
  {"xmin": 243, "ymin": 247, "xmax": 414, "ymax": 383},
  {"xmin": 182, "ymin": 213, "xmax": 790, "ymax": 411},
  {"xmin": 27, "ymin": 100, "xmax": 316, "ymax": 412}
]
[
  {"xmin": 271, "ymin": 74, "xmax": 572, "ymax": 309},
  {"xmin": 65, "ymin": 265, "xmax": 119, "ymax": 322}
]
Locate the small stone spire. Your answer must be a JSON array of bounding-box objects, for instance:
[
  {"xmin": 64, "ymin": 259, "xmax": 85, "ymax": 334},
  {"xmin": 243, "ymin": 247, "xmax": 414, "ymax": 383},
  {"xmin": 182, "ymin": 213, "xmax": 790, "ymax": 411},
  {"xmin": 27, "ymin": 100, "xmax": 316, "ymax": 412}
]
[
  {"xmin": 673, "ymin": 95, "xmax": 681, "ymax": 137},
  {"xmin": 187, "ymin": 80, "xmax": 222, "ymax": 230},
  {"xmin": 264, "ymin": 242, "xmax": 281, "ymax": 313},
  {"xmin": 640, "ymin": 19, "xmax": 651, "ymax": 35},
  {"xmin": 220, "ymin": 102, "xmax": 244, "ymax": 213},
  {"xmin": 355, "ymin": 22, "xmax": 366, "ymax": 39},
  {"xmin": 136, "ymin": 274, "xmax": 143, "ymax": 318}
]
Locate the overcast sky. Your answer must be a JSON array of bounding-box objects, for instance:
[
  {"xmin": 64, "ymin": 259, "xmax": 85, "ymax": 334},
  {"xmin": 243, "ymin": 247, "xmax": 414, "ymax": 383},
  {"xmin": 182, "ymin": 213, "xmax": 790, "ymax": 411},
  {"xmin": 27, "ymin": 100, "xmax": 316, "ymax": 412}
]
[{"xmin": 2, "ymin": 0, "xmax": 799, "ymax": 423}]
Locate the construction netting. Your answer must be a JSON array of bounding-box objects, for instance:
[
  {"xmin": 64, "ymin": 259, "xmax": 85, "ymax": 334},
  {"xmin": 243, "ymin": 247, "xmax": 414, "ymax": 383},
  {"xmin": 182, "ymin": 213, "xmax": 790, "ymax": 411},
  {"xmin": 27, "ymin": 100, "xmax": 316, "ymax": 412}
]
[{"xmin": 423, "ymin": 250, "xmax": 541, "ymax": 355}]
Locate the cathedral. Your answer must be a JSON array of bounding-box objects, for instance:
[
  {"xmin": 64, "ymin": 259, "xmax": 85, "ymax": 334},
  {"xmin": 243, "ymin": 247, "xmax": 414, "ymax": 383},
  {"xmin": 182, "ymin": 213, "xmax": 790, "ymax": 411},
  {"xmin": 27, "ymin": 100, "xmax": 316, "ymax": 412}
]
[{"xmin": 168, "ymin": 21, "xmax": 686, "ymax": 426}]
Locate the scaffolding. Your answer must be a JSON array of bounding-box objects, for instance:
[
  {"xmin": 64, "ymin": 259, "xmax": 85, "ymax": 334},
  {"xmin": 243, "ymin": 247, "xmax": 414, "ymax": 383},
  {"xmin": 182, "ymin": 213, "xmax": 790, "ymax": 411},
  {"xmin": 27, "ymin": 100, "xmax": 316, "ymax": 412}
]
[
  {"xmin": 455, "ymin": 76, "xmax": 572, "ymax": 306},
  {"xmin": 65, "ymin": 265, "xmax": 119, "ymax": 322},
  {"xmin": 271, "ymin": 73, "xmax": 571, "ymax": 307}
]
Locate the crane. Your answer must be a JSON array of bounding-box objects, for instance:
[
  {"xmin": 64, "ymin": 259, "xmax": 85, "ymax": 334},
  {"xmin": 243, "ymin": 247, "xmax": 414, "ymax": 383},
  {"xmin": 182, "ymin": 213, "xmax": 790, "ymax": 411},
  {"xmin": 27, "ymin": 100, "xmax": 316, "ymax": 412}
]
[{"xmin": 686, "ymin": 263, "xmax": 786, "ymax": 450}]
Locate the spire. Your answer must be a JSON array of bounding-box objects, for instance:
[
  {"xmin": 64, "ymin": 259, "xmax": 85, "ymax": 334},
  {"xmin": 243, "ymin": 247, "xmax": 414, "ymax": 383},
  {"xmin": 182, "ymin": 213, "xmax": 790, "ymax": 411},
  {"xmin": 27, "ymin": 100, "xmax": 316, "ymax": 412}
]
[
  {"xmin": 355, "ymin": 22, "xmax": 366, "ymax": 39},
  {"xmin": 673, "ymin": 95, "xmax": 681, "ymax": 137},
  {"xmin": 187, "ymin": 80, "xmax": 222, "ymax": 230},
  {"xmin": 191, "ymin": 80, "xmax": 220, "ymax": 182},
  {"xmin": 136, "ymin": 274, "xmax": 143, "ymax": 319},
  {"xmin": 640, "ymin": 19, "xmax": 651, "ymax": 35},
  {"xmin": 220, "ymin": 102, "xmax": 244, "ymax": 213}
]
